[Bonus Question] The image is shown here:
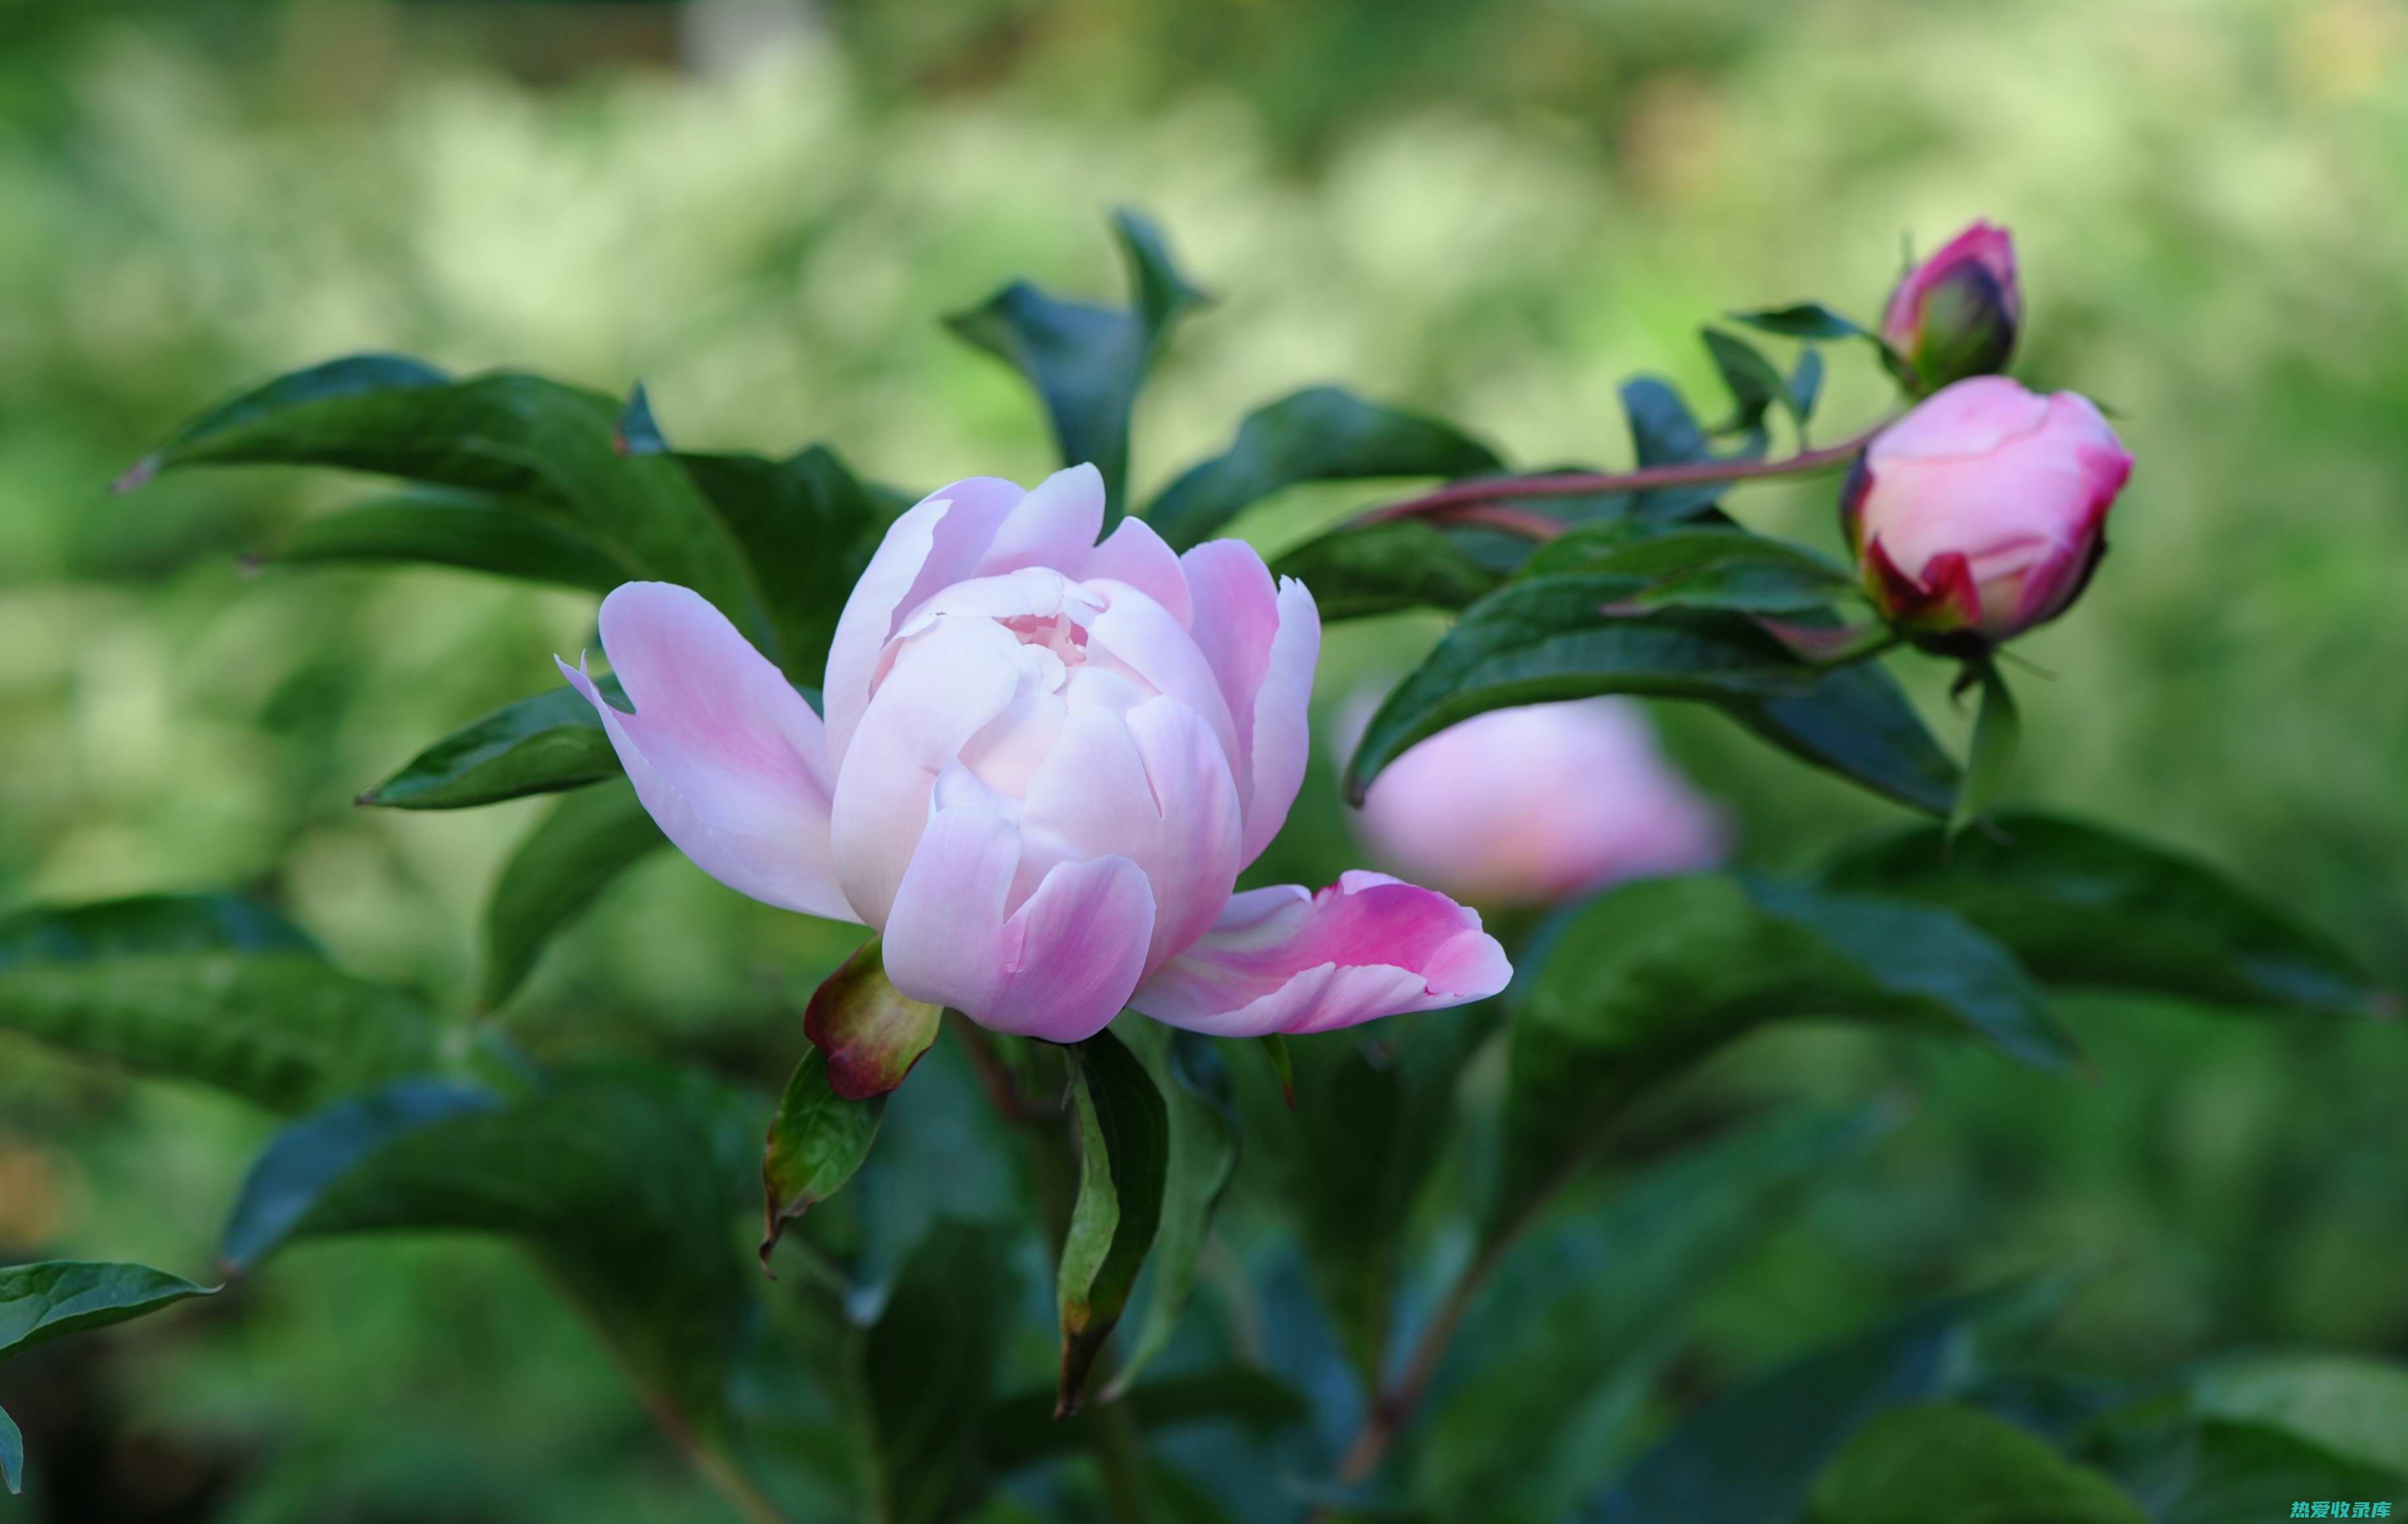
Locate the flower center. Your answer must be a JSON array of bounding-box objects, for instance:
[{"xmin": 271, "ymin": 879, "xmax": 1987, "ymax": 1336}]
[{"xmin": 999, "ymin": 611, "xmax": 1090, "ymax": 667}]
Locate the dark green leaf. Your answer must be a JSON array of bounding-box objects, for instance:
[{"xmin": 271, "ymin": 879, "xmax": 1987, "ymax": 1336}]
[
  {"xmin": 988, "ymin": 1367, "xmax": 1307, "ymax": 1471},
  {"xmin": 1581, "ymin": 1292, "xmax": 2002, "ymax": 1523},
  {"xmin": 946, "ymin": 209, "xmax": 1205, "ymax": 522},
  {"xmin": 1342, "ymin": 577, "xmax": 1824, "ymax": 803},
  {"xmin": 114, "ymin": 352, "xmax": 451, "ymax": 491},
  {"xmin": 1057, "ymin": 1027, "xmax": 1172, "ymax": 1415},
  {"xmin": 0, "ymin": 895, "xmax": 438, "ymax": 1113},
  {"xmin": 1259, "ymin": 1032, "xmax": 1297, "ymax": 1109},
  {"xmin": 1951, "ymin": 661, "xmax": 2019, "ymax": 836},
  {"xmin": 1420, "ymin": 1107, "xmax": 1899, "ymax": 1521},
  {"xmin": 1728, "ymin": 303, "xmax": 1873, "ymax": 342},
  {"xmin": 1, "ymin": 1405, "xmax": 18, "ymax": 1495},
  {"xmin": 221, "ymin": 1063, "xmax": 759, "ymax": 1421},
  {"xmin": 801, "ymin": 936, "xmax": 941, "ymax": 1100},
  {"xmin": 1817, "ymin": 811, "xmax": 2380, "ymax": 1014},
  {"xmin": 272, "ymin": 490, "xmax": 633, "ymax": 592},
  {"xmin": 478, "ymin": 779, "xmax": 666, "ymax": 1011},
  {"xmin": 129, "ymin": 363, "xmax": 780, "ymax": 663},
  {"xmin": 2084, "ymin": 1410, "xmax": 2408, "ymax": 1524},
  {"xmin": 1806, "ymin": 1404, "xmax": 2148, "ymax": 1524},
  {"xmin": 1105, "ymin": 1027, "xmax": 1240, "ymax": 1399},
  {"xmin": 0, "ymin": 1260, "xmax": 214, "ymax": 1361},
  {"xmin": 761, "ymin": 1048, "xmax": 886, "ymax": 1267},
  {"xmin": 1724, "ymin": 659, "xmax": 1961, "ymax": 817},
  {"xmin": 1790, "ymin": 348, "xmax": 1826, "ymax": 422},
  {"xmin": 670, "ymin": 445, "xmax": 905, "ymax": 684},
  {"xmin": 1146, "ymin": 386, "xmax": 1502, "ymax": 551},
  {"xmin": 1571, "ymin": 527, "xmax": 1854, "ymax": 615},
  {"xmin": 359, "ymin": 682, "xmax": 622, "ymax": 810},
  {"xmin": 1270, "ymin": 517, "xmax": 1507, "ymax": 621},
  {"xmin": 1620, "ymin": 378, "xmax": 1764, "ymax": 521},
  {"xmin": 1232, "ymin": 1011, "xmax": 1486, "ymax": 1384},
  {"xmin": 2188, "ymin": 1354, "xmax": 2408, "ymax": 1475},
  {"xmin": 865, "ymin": 1219, "xmax": 1019, "ymax": 1524},
  {"xmin": 1701, "ymin": 329, "xmax": 1790, "ymax": 433},
  {"xmin": 1498, "ymin": 874, "xmax": 2072, "ymax": 1229}
]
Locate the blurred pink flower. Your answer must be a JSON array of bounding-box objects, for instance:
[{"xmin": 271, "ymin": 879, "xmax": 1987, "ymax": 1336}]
[
  {"xmin": 1349, "ymin": 698, "xmax": 1728, "ymax": 906},
  {"xmin": 559, "ymin": 465, "xmax": 1509, "ymax": 1042},
  {"xmin": 1880, "ymin": 220, "xmax": 2022, "ymax": 394},
  {"xmin": 1844, "ymin": 376, "xmax": 2134, "ymax": 646}
]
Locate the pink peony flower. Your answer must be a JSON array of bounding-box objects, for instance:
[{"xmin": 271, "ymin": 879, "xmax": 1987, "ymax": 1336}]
[
  {"xmin": 1350, "ymin": 698, "xmax": 1727, "ymax": 906},
  {"xmin": 1844, "ymin": 376, "xmax": 2134, "ymax": 646},
  {"xmin": 559, "ymin": 464, "xmax": 1509, "ymax": 1042},
  {"xmin": 1880, "ymin": 220, "xmax": 2022, "ymax": 395}
]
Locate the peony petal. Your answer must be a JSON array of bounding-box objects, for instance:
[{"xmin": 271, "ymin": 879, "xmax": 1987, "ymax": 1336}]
[
  {"xmin": 830, "ymin": 619, "xmax": 1026, "ymax": 928},
  {"xmin": 1016, "ymin": 696, "xmax": 1243, "ymax": 973},
  {"xmin": 1129, "ymin": 870, "xmax": 1509, "ymax": 1038},
  {"xmin": 1178, "ymin": 542, "xmax": 1323, "ymax": 865},
  {"xmin": 1082, "ymin": 516, "xmax": 1193, "ymax": 625},
  {"xmin": 1869, "ymin": 376, "xmax": 2050, "ymax": 463},
  {"xmin": 1085, "ymin": 582, "xmax": 1242, "ymax": 764},
  {"xmin": 975, "ymin": 464, "xmax": 1106, "ymax": 578},
  {"xmin": 558, "ymin": 582, "xmax": 855, "ymax": 922},
  {"xmin": 882, "ymin": 807, "xmax": 1157, "ymax": 1042},
  {"xmin": 824, "ymin": 476, "xmax": 1026, "ymax": 767}
]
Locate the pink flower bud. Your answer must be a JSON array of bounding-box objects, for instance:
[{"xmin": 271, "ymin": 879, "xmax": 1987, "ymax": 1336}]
[
  {"xmin": 1880, "ymin": 221, "xmax": 2022, "ymax": 395},
  {"xmin": 1351, "ymin": 698, "xmax": 1726, "ymax": 906},
  {"xmin": 557, "ymin": 465, "xmax": 1509, "ymax": 1044},
  {"xmin": 1843, "ymin": 376, "xmax": 2134, "ymax": 646}
]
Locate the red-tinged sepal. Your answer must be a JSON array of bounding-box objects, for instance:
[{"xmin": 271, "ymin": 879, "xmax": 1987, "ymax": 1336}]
[{"xmin": 804, "ymin": 935, "xmax": 943, "ymax": 1100}]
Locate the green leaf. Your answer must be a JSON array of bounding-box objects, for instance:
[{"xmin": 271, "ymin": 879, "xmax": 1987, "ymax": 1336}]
[
  {"xmin": 1950, "ymin": 661, "xmax": 2019, "ymax": 836},
  {"xmin": 478, "ymin": 779, "xmax": 666, "ymax": 1011},
  {"xmin": 865, "ymin": 1219, "xmax": 1020, "ymax": 1524},
  {"xmin": 1259, "ymin": 1032, "xmax": 1297, "ymax": 1109},
  {"xmin": 802, "ymin": 936, "xmax": 943, "ymax": 1100},
  {"xmin": 1701, "ymin": 328, "xmax": 1791, "ymax": 434},
  {"xmin": 1269, "ymin": 517, "xmax": 1507, "ymax": 621},
  {"xmin": 1232, "ymin": 1011, "xmax": 1486, "ymax": 1384},
  {"xmin": 988, "ymin": 1367, "xmax": 1307, "ymax": 1471},
  {"xmin": 1806, "ymin": 1404, "xmax": 2149, "ymax": 1524},
  {"xmin": 1, "ymin": 1404, "xmax": 18, "ymax": 1496},
  {"xmin": 614, "ymin": 381, "xmax": 668, "ymax": 455},
  {"xmin": 272, "ymin": 489, "xmax": 634, "ymax": 592},
  {"xmin": 221, "ymin": 1063, "xmax": 759, "ymax": 1422},
  {"xmin": 946, "ymin": 209, "xmax": 1206, "ymax": 521},
  {"xmin": 0, "ymin": 894, "xmax": 439, "ymax": 1113},
  {"xmin": 1146, "ymin": 386, "xmax": 1503, "ymax": 551},
  {"xmin": 359, "ymin": 682, "xmax": 622, "ymax": 810},
  {"xmin": 1790, "ymin": 347, "xmax": 1826, "ymax": 423},
  {"xmin": 1568, "ymin": 526, "xmax": 1855, "ymax": 616},
  {"xmin": 114, "ymin": 352, "xmax": 451, "ymax": 491},
  {"xmin": 1725, "ymin": 660, "xmax": 1962, "ymax": 817},
  {"xmin": 1420, "ymin": 1107, "xmax": 1899, "ymax": 1521},
  {"xmin": 1104, "ymin": 1027, "xmax": 1240, "ymax": 1399},
  {"xmin": 1620, "ymin": 378, "xmax": 1765, "ymax": 521},
  {"xmin": 1583, "ymin": 1292, "xmax": 2001, "ymax": 1523},
  {"xmin": 1498, "ymin": 874, "xmax": 2073, "ymax": 1229},
  {"xmin": 1729, "ymin": 303, "xmax": 1874, "ymax": 342},
  {"xmin": 2083, "ymin": 1410, "xmax": 2408, "ymax": 1524},
  {"xmin": 0, "ymin": 1259, "xmax": 215, "ymax": 1362},
  {"xmin": 761, "ymin": 1048, "xmax": 886, "ymax": 1267},
  {"xmin": 1342, "ymin": 576, "xmax": 1824, "ymax": 803},
  {"xmin": 129, "ymin": 363, "xmax": 781, "ymax": 665},
  {"xmin": 1057, "ymin": 1027, "xmax": 1172, "ymax": 1415},
  {"xmin": 2186, "ymin": 1354, "xmax": 2408, "ymax": 1476},
  {"xmin": 666, "ymin": 445, "xmax": 906, "ymax": 684},
  {"xmin": 1817, "ymin": 812, "xmax": 2380, "ymax": 1014}
]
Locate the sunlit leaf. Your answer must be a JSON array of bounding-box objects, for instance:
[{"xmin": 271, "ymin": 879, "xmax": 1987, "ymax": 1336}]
[
  {"xmin": 1057, "ymin": 1027, "xmax": 1171, "ymax": 1415},
  {"xmin": 359, "ymin": 682, "xmax": 622, "ymax": 810}
]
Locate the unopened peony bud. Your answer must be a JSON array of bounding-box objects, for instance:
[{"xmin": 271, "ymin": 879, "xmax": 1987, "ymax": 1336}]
[
  {"xmin": 1351, "ymin": 698, "xmax": 1726, "ymax": 907},
  {"xmin": 1843, "ymin": 376, "xmax": 2134, "ymax": 648},
  {"xmin": 1881, "ymin": 221, "xmax": 2021, "ymax": 395}
]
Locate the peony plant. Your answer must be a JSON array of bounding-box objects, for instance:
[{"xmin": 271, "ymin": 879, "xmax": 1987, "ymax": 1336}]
[{"xmin": 1, "ymin": 211, "xmax": 2388, "ymax": 1523}]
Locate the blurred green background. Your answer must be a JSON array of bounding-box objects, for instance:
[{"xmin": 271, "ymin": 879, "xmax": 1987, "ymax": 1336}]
[{"xmin": 2, "ymin": 0, "xmax": 2403, "ymax": 1517}]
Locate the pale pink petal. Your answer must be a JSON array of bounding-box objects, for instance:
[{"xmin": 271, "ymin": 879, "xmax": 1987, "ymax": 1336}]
[
  {"xmin": 1869, "ymin": 376, "xmax": 2049, "ymax": 463},
  {"xmin": 824, "ymin": 477, "xmax": 1025, "ymax": 766},
  {"xmin": 882, "ymin": 807, "xmax": 1157, "ymax": 1042},
  {"xmin": 1178, "ymin": 542, "xmax": 1323, "ymax": 865},
  {"xmin": 830, "ymin": 620, "xmax": 1025, "ymax": 928},
  {"xmin": 1129, "ymin": 870, "xmax": 1510, "ymax": 1038},
  {"xmin": 974, "ymin": 464, "xmax": 1106, "ymax": 577},
  {"xmin": 1017, "ymin": 697, "xmax": 1243, "ymax": 973},
  {"xmin": 1082, "ymin": 516, "xmax": 1193, "ymax": 625},
  {"xmin": 557, "ymin": 582, "xmax": 855, "ymax": 922},
  {"xmin": 1086, "ymin": 583, "xmax": 1242, "ymax": 765}
]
